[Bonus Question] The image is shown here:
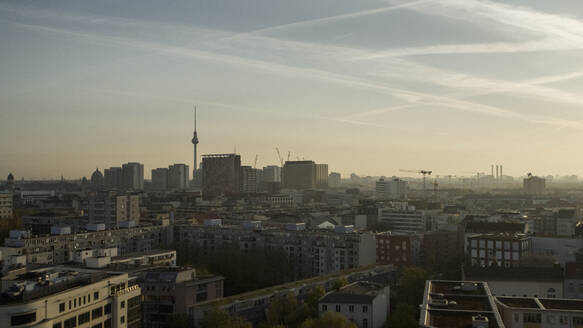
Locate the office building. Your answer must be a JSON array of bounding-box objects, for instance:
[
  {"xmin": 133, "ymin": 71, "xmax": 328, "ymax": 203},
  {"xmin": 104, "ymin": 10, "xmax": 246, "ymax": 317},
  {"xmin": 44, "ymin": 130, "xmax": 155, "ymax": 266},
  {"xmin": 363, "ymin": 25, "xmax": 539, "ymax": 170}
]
[
  {"xmin": 168, "ymin": 164, "xmax": 189, "ymax": 190},
  {"xmin": 262, "ymin": 165, "xmax": 281, "ymax": 183},
  {"xmin": 467, "ymin": 233, "xmax": 531, "ymax": 268},
  {"xmin": 283, "ymin": 161, "xmax": 315, "ymax": 190},
  {"xmin": 315, "ymin": 163, "xmax": 328, "ymax": 189},
  {"xmin": 201, "ymin": 154, "xmax": 241, "ymax": 199},
  {"xmin": 375, "ymin": 178, "xmax": 408, "ymax": 200},
  {"xmin": 378, "ymin": 206, "xmax": 426, "ymax": 234},
  {"xmin": 122, "ymin": 162, "xmax": 144, "ymax": 191},
  {"xmin": 241, "ymin": 166, "xmax": 257, "ymax": 193},
  {"xmin": 151, "ymin": 168, "xmax": 169, "ymax": 190},
  {"xmin": 329, "ymin": 172, "xmax": 341, "ymax": 188},
  {"xmin": 319, "ymin": 281, "xmax": 390, "ymax": 328},
  {"xmin": 0, "ymin": 191, "xmax": 13, "ymax": 219},
  {"xmin": 523, "ymin": 174, "xmax": 546, "ymax": 195},
  {"xmin": 140, "ymin": 267, "xmax": 223, "ymax": 328},
  {"xmin": 104, "ymin": 167, "xmax": 123, "ymax": 190},
  {"xmin": 0, "ymin": 267, "xmax": 141, "ymax": 328},
  {"xmin": 89, "ymin": 192, "xmax": 140, "ymax": 228}
]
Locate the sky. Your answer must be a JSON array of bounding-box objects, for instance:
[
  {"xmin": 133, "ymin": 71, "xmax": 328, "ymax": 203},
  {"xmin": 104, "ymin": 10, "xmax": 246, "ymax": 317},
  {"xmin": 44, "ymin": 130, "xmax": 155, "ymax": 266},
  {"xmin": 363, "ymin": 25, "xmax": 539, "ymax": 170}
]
[{"xmin": 2, "ymin": 0, "xmax": 583, "ymax": 179}]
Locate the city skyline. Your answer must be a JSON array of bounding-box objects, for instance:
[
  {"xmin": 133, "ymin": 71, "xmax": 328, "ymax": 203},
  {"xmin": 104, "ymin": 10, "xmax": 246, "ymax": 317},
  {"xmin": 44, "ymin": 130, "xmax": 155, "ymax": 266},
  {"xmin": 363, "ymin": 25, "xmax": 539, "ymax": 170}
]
[{"xmin": 3, "ymin": 0, "xmax": 583, "ymax": 178}]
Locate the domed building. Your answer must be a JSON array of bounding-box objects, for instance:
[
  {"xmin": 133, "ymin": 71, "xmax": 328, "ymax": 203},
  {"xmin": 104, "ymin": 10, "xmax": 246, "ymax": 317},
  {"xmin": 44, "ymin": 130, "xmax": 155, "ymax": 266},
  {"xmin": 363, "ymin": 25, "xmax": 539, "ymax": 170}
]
[
  {"xmin": 91, "ymin": 168, "xmax": 104, "ymax": 186},
  {"xmin": 6, "ymin": 173, "xmax": 14, "ymax": 188}
]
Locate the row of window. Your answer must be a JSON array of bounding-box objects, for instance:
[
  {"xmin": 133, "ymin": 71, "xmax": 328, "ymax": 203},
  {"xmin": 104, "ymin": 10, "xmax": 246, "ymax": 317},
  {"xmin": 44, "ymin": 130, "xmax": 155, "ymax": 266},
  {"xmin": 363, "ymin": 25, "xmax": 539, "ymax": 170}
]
[
  {"xmin": 470, "ymin": 239, "xmax": 527, "ymax": 250},
  {"xmin": 60, "ymin": 291, "xmax": 100, "ymax": 312},
  {"xmin": 321, "ymin": 304, "xmax": 368, "ymax": 313},
  {"xmin": 54, "ymin": 318, "xmax": 111, "ymax": 328},
  {"xmin": 516, "ymin": 313, "xmax": 583, "ymax": 325},
  {"xmin": 53, "ymin": 304, "xmax": 112, "ymax": 328}
]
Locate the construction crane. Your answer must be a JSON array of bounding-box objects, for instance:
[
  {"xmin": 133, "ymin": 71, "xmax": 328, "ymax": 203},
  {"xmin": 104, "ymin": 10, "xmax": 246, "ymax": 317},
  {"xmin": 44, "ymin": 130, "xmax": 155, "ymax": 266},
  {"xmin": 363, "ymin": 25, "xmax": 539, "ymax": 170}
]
[
  {"xmin": 254, "ymin": 154, "xmax": 258, "ymax": 168},
  {"xmin": 399, "ymin": 169, "xmax": 432, "ymax": 191},
  {"xmin": 275, "ymin": 148, "xmax": 284, "ymax": 166}
]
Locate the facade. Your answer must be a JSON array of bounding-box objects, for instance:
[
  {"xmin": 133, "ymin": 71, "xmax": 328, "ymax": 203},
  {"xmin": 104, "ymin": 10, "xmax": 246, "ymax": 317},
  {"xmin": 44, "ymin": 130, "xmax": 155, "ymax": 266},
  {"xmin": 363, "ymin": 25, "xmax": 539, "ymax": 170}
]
[
  {"xmin": 329, "ymin": 172, "xmax": 341, "ymax": 188},
  {"xmin": 496, "ymin": 296, "xmax": 583, "ymax": 328},
  {"xmin": 0, "ymin": 267, "xmax": 141, "ymax": 328},
  {"xmin": 564, "ymin": 262, "xmax": 583, "ymax": 299},
  {"xmin": 378, "ymin": 207, "xmax": 425, "ymax": 234},
  {"xmin": 201, "ymin": 154, "xmax": 241, "ymax": 199},
  {"xmin": 3, "ymin": 225, "xmax": 171, "ymax": 265},
  {"xmin": 283, "ymin": 161, "xmax": 315, "ymax": 190},
  {"xmin": 319, "ymin": 281, "xmax": 390, "ymax": 328},
  {"xmin": 0, "ymin": 191, "xmax": 13, "ymax": 219},
  {"xmin": 122, "ymin": 162, "xmax": 144, "ymax": 191},
  {"xmin": 241, "ymin": 166, "xmax": 257, "ymax": 194},
  {"xmin": 104, "ymin": 167, "xmax": 123, "ymax": 190},
  {"xmin": 523, "ymin": 175, "xmax": 546, "ymax": 195},
  {"xmin": 375, "ymin": 232, "xmax": 421, "ymax": 267},
  {"xmin": 23, "ymin": 214, "xmax": 89, "ymax": 235},
  {"xmin": 375, "ymin": 178, "xmax": 408, "ymax": 200},
  {"xmin": 467, "ymin": 233, "xmax": 531, "ymax": 268},
  {"xmin": 89, "ymin": 192, "xmax": 140, "ymax": 228},
  {"xmin": 423, "ymin": 231, "xmax": 461, "ymax": 267},
  {"xmin": 140, "ymin": 268, "xmax": 223, "ymax": 328},
  {"xmin": 174, "ymin": 224, "xmax": 376, "ymax": 280},
  {"xmin": 151, "ymin": 168, "xmax": 168, "ymax": 190},
  {"xmin": 262, "ymin": 165, "xmax": 281, "ymax": 183},
  {"xmin": 168, "ymin": 164, "xmax": 189, "ymax": 190},
  {"xmin": 315, "ymin": 164, "xmax": 329, "ymax": 189}
]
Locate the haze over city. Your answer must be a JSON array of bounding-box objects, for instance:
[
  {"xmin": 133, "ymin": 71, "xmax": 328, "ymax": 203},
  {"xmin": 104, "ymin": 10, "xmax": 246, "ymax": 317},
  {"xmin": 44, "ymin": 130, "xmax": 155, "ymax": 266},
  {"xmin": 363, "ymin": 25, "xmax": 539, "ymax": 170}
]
[{"xmin": 3, "ymin": 0, "xmax": 583, "ymax": 179}]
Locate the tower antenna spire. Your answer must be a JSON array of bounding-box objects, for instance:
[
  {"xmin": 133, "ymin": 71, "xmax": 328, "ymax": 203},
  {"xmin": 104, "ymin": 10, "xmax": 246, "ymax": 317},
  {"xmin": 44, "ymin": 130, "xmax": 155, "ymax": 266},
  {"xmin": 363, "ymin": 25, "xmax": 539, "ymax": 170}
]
[{"xmin": 194, "ymin": 105, "xmax": 197, "ymax": 132}]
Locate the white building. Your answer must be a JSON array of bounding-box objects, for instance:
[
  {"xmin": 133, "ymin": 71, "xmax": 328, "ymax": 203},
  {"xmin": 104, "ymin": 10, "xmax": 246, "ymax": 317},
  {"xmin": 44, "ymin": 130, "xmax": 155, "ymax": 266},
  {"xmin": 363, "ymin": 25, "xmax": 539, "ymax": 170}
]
[
  {"xmin": 0, "ymin": 267, "xmax": 141, "ymax": 328},
  {"xmin": 375, "ymin": 178, "xmax": 408, "ymax": 200},
  {"xmin": 378, "ymin": 206, "xmax": 425, "ymax": 234},
  {"xmin": 0, "ymin": 191, "xmax": 12, "ymax": 219},
  {"xmin": 319, "ymin": 281, "xmax": 390, "ymax": 328}
]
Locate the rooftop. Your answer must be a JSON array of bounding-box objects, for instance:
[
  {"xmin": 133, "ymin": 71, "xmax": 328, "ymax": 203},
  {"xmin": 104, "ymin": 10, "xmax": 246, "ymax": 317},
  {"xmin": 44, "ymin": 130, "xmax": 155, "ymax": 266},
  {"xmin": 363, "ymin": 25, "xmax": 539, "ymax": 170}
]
[
  {"xmin": 320, "ymin": 281, "xmax": 386, "ymax": 304},
  {"xmin": 464, "ymin": 266, "xmax": 564, "ymax": 282}
]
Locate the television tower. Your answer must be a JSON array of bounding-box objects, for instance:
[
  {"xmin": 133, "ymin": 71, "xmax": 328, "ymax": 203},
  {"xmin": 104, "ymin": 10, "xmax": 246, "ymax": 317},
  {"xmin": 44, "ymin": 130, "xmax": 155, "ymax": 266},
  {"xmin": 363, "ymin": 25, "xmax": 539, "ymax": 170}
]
[{"xmin": 191, "ymin": 106, "xmax": 199, "ymax": 180}]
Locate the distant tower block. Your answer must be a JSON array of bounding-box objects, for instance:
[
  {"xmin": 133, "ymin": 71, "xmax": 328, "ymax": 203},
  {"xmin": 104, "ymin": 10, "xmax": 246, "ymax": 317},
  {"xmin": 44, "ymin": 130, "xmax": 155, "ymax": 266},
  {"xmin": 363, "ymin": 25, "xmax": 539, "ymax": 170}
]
[
  {"xmin": 191, "ymin": 106, "xmax": 199, "ymax": 180},
  {"xmin": 500, "ymin": 165, "xmax": 503, "ymax": 180},
  {"xmin": 496, "ymin": 165, "xmax": 499, "ymax": 179}
]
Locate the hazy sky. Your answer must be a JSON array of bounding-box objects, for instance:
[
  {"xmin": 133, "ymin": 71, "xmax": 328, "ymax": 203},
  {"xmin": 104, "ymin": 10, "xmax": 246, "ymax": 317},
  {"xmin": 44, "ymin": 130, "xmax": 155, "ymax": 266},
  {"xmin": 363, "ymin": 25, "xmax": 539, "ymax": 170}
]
[{"xmin": 2, "ymin": 0, "xmax": 583, "ymax": 179}]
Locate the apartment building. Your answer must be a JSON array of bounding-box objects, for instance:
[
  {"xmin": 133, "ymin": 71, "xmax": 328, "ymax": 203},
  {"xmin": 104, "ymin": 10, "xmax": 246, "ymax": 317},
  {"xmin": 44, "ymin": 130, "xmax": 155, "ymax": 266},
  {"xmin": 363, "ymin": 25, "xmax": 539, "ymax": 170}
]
[
  {"xmin": 174, "ymin": 223, "xmax": 376, "ymax": 279},
  {"xmin": 0, "ymin": 191, "xmax": 13, "ymax": 219},
  {"xmin": 375, "ymin": 232, "xmax": 421, "ymax": 267},
  {"xmin": 319, "ymin": 281, "xmax": 390, "ymax": 328},
  {"xmin": 0, "ymin": 267, "xmax": 141, "ymax": 328},
  {"xmin": 378, "ymin": 206, "xmax": 426, "ymax": 234}
]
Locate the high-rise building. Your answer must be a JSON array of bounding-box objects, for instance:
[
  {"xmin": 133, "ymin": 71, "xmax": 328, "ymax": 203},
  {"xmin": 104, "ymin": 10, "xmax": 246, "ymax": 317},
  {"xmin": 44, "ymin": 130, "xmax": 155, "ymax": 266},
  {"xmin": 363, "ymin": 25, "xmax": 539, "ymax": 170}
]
[
  {"xmin": 202, "ymin": 154, "xmax": 241, "ymax": 199},
  {"xmin": 262, "ymin": 165, "xmax": 282, "ymax": 183},
  {"xmin": 328, "ymin": 172, "xmax": 341, "ymax": 188},
  {"xmin": 315, "ymin": 163, "xmax": 328, "ymax": 189},
  {"xmin": 241, "ymin": 166, "xmax": 257, "ymax": 193},
  {"xmin": 283, "ymin": 161, "xmax": 316, "ymax": 190},
  {"xmin": 89, "ymin": 191, "xmax": 140, "ymax": 228},
  {"xmin": 121, "ymin": 162, "xmax": 144, "ymax": 191},
  {"xmin": 0, "ymin": 191, "xmax": 13, "ymax": 219},
  {"xmin": 376, "ymin": 178, "xmax": 408, "ymax": 200},
  {"xmin": 151, "ymin": 168, "xmax": 169, "ymax": 190},
  {"xmin": 523, "ymin": 174, "xmax": 546, "ymax": 195},
  {"xmin": 104, "ymin": 167, "xmax": 123, "ymax": 190},
  {"xmin": 168, "ymin": 164, "xmax": 189, "ymax": 190}
]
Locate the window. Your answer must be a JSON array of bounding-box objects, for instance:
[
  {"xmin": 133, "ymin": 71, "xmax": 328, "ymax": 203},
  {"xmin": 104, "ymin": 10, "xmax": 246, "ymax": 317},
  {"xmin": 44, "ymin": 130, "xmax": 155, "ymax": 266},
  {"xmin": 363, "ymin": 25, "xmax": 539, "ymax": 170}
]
[
  {"xmin": 53, "ymin": 323, "xmax": 62, "ymax": 328},
  {"xmin": 560, "ymin": 315, "xmax": 569, "ymax": 325},
  {"xmin": 59, "ymin": 303, "xmax": 65, "ymax": 313},
  {"xmin": 322, "ymin": 305, "xmax": 327, "ymax": 311},
  {"xmin": 87, "ymin": 294, "xmax": 90, "ymax": 302},
  {"xmin": 335, "ymin": 305, "xmax": 341, "ymax": 312},
  {"xmin": 94, "ymin": 292, "xmax": 99, "ymax": 300},
  {"xmin": 83, "ymin": 296, "xmax": 86, "ymax": 305},
  {"xmin": 78, "ymin": 312, "xmax": 90, "ymax": 325},
  {"xmin": 74, "ymin": 299, "xmax": 77, "ymax": 308},
  {"xmin": 64, "ymin": 317, "xmax": 77, "ymax": 328},
  {"xmin": 69, "ymin": 300, "xmax": 72, "ymax": 310},
  {"xmin": 120, "ymin": 316, "xmax": 125, "ymax": 324},
  {"xmin": 574, "ymin": 317, "xmax": 583, "ymax": 325},
  {"xmin": 362, "ymin": 305, "xmax": 368, "ymax": 313},
  {"xmin": 104, "ymin": 319, "xmax": 112, "ymax": 328},
  {"xmin": 547, "ymin": 288, "xmax": 556, "ymax": 298},
  {"xmin": 11, "ymin": 312, "xmax": 36, "ymax": 326},
  {"xmin": 349, "ymin": 305, "xmax": 354, "ymax": 313},
  {"xmin": 121, "ymin": 301, "xmax": 125, "ymax": 309},
  {"xmin": 104, "ymin": 303, "xmax": 112, "ymax": 314},
  {"xmin": 523, "ymin": 313, "xmax": 541, "ymax": 323},
  {"xmin": 91, "ymin": 324, "xmax": 102, "ymax": 328},
  {"xmin": 363, "ymin": 318, "xmax": 368, "ymax": 328},
  {"xmin": 92, "ymin": 307, "xmax": 103, "ymax": 319}
]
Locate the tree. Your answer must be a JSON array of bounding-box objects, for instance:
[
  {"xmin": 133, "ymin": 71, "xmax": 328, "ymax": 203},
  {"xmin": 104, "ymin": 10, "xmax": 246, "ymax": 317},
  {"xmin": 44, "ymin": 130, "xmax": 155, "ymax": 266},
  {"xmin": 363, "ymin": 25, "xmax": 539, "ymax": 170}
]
[
  {"xmin": 332, "ymin": 277, "xmax": 348, "ymax": 290},
  {"xmin": 386, "ymin": 303, "xmax": 418, "ymax": 328},
  {"xmin": 265, "ymin": 293, "xmax": 303, "ymax": 327},
  {"xmin": 305, "ymin": 286, "xmax": 326, "ymax": 317},
  {"xmin": 396, "ymin": 267, "xmax": 428, "ymax": 308},
  {"xmin": 299, "ymin": 312, "xmax": 356, "ymax": 328},
  {"xmin": 200, "ymin": 307, "xmax": 252, "ymax": 328}
]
